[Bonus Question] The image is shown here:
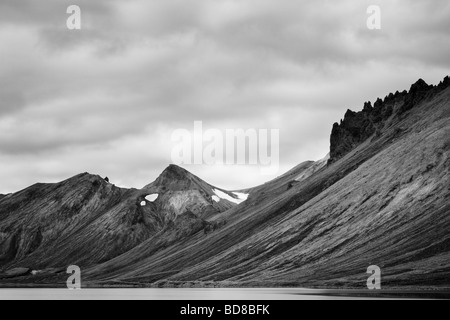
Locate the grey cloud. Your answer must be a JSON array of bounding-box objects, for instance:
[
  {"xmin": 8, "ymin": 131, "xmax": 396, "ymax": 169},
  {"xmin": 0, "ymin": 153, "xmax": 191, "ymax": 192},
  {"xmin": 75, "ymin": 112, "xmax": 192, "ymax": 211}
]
[
  {"xmin": 0, "ymin": 87, "xmax": 26, "ymax": 115},
  {"xmin": 0, "ymin": 0, "xmax": 449, "ymax": 193},
  {"xmin": 0, "ymin": 0, "xmax": 117, "ymax": 26}
]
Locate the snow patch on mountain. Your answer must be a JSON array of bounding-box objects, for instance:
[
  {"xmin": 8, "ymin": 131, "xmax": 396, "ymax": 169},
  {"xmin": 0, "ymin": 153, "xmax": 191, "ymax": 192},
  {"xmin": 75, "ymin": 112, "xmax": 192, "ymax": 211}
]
[
  {"xmin": 145, "ymin": 194, "xmax": 159, "ymax": 202},
  {"xmin": 233, "ymin": 192, "xmax": 249, "ymax": 202},
  {"xmin": 213, "ymin": 189, "xmax": 248, "ymax": 204}
]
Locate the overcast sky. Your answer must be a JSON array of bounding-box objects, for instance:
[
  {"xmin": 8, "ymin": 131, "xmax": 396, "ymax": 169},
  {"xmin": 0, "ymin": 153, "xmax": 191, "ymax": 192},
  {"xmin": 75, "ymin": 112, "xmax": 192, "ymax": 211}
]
[{"xmin": 0, "ymin": 0, "xmax": 449, "ymax": 193}]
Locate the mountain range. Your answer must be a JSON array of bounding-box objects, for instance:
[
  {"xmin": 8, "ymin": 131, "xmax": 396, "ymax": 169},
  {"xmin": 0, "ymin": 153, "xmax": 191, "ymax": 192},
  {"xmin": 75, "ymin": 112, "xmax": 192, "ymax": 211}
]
[{"xmin": 1, "ymin": 76, "xmax": 449, "ymax": 289}]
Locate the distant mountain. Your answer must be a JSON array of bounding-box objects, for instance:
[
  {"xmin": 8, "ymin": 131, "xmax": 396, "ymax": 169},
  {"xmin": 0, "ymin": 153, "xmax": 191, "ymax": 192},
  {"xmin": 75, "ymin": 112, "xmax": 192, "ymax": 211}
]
[
  {"xmin": 1, "ymin": 76, "xmax": 449, "ymax": 289},
  {"xmin": 0, "ymin": 167, "xmax": 241, "ymax": 279},
  {"xmin": 294, "ymin": 154, "xmax": 330, "ymax": 183},
  {"xmin": 232, "ymin": 154, "xmax": 329, "ymax": 212},
  {"xmin": 0, "ymin": 173, "xmax": 148, "ymax": 272}
]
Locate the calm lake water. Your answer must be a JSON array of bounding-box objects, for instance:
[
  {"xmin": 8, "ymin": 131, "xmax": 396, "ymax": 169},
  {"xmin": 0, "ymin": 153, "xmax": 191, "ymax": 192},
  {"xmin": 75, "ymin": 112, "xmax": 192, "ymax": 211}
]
[{"xmin": 0, "ymin": 288, "xmax": 435, "ymax": 300}]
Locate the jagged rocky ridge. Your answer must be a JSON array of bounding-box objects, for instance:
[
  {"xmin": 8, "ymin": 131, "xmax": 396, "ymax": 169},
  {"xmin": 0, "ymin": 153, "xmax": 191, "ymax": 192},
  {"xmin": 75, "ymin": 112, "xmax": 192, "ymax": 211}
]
[
  {"xmin": 0, "ymin": 76, "xmax": 449, "ymax": 289},
  {"xmin": 329, "ymin": 76, "xmax": 450, "ymax": 163}
]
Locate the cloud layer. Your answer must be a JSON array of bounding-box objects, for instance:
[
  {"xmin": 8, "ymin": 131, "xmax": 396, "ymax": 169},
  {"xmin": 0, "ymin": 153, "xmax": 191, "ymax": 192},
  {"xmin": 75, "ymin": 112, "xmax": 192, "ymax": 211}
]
[{"xmin": 1, "ymin": 0, "xmax": 449, "ymax": 193}]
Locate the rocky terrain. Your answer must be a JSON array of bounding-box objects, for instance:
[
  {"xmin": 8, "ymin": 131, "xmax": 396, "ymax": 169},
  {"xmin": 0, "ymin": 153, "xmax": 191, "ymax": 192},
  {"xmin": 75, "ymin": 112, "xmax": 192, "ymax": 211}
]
[
  {"xmin": 0, "ymin": 167, "xmax": 237, "ymax": 277},
  {"xmin": 0, "ymin": 77, "xmax": 449, "ymax": 290},
  {"xmin": 142, "ymin": 164, "xmax": 239, "ymax": 220},
  {"xmin": 329, "ymin": 76, "xmax": 450, "ymax": 164}
]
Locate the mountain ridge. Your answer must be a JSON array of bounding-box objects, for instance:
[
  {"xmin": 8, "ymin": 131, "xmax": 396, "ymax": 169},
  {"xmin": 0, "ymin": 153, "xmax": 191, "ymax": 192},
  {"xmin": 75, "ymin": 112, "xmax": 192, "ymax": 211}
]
[
  {"xmin": 0, "ymin": 159, "xmax": 256, "ymax": 276},
  {"xmin": 329, "ymin": 76, "xmax": 450, "ymax": 164},
  {"xmin": 1, "ymin": 76, "xmax": 449, "ymax": 289}
]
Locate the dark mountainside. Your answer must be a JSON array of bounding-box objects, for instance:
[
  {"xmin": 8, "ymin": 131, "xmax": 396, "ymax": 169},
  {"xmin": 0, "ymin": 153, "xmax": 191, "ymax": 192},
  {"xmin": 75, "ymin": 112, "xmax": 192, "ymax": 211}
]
[
  {"xmin": 0, "ymin": 77, "xmax": 449, "ymax": 289},
  {"xmin": 329, "ymin": 77, "xmax": 450, "ymax": 163},
  {"xmin": 0, "ymin": 168, "xmax": 234, "ymax": 277}
]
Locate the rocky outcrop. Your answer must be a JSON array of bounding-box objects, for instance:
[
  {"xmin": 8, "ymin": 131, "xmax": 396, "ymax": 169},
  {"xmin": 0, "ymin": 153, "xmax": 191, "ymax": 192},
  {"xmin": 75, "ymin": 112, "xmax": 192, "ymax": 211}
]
[{"xmin": 329, "ymin": 76, "xmax": 450, "ymax": 164}]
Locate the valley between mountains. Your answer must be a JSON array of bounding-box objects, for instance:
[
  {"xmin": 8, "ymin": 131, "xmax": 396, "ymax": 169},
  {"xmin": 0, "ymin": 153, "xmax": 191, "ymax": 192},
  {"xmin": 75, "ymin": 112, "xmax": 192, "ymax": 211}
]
[{"xmin": 1, "ymin": 77, "xmax": 450, "ymax": 289}]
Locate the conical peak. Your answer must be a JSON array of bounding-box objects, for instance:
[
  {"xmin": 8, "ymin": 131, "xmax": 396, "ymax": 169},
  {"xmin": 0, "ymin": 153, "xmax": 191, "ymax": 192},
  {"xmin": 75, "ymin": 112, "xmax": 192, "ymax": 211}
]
[
  {"xmin": 143, "ymin": 164, "xmax": 202, "ymax": 192},
  {"xmin": 159, "ymin": 164, "xmax": 192, "ymax": 181}
]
